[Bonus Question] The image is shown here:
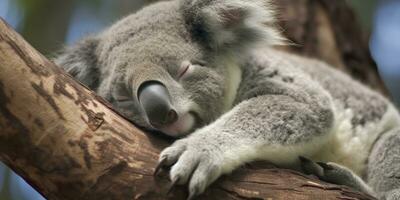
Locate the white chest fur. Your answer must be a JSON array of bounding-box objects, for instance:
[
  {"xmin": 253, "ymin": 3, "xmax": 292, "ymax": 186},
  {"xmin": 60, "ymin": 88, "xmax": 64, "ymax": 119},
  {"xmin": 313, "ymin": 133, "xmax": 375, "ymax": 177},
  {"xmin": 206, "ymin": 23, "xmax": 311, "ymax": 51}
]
[
  {"xmin": 312, "ymin": 104, "xmax": 400, "ymax": 176},
  {"xmin": 222, "ymin": 60, "xmax": 242, "ymax": 112}
]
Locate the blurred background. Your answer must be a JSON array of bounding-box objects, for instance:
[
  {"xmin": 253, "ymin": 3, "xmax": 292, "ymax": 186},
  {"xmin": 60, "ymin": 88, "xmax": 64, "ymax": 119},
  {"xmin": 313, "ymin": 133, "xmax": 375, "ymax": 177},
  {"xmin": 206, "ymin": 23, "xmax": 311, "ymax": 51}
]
[{"xmin": 0, "ymin": 0, "xmax": 399, "ymax": 199}]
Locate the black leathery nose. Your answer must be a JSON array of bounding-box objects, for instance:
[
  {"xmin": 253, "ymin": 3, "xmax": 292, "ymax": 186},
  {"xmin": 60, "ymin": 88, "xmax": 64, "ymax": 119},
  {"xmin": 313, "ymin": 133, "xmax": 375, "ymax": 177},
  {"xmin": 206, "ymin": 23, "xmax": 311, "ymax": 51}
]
[{"xmin": 138, "ymin": 81, "xmax": 178, "ymax": 127}]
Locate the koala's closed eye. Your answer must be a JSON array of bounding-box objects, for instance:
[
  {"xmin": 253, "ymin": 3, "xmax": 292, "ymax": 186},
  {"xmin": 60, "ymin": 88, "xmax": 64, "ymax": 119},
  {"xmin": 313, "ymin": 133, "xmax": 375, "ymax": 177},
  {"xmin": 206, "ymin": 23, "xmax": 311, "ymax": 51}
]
[
  {"xmin": 177, "ymin": 60, "xmax": 206, "ymax": 80},
  {"xmin": 177, "ymin": 61, "xmax": 192, "ymax": 79}
]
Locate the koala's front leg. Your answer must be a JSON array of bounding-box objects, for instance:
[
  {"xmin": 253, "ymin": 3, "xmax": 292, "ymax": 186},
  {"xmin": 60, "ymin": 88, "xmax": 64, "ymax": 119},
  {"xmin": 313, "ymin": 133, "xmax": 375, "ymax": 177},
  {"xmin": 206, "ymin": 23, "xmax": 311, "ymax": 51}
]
[{"xmin": 157, "ymin": 94, "xmax": 334, "ymax": 199}]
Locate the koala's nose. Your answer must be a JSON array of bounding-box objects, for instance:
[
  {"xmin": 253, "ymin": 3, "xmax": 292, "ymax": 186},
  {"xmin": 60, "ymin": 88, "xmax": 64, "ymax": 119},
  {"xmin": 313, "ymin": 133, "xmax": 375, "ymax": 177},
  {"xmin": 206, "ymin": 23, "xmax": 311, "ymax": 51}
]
[{"xmin": 138, "ymin": 81, "xmax": 178, "ymax": 127}]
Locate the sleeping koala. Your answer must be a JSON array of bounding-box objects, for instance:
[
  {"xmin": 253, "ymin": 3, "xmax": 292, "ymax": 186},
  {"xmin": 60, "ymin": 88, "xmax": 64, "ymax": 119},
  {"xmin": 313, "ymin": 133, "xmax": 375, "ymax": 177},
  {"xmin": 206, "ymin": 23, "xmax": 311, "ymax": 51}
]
[{"xmin": 55, "ymin": 0, "xmax": 400, "ymax": 199}]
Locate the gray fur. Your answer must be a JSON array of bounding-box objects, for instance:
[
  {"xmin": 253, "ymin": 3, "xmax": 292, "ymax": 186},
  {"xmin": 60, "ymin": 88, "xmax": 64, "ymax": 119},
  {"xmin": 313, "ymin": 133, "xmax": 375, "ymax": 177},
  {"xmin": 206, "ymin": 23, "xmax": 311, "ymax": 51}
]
[
  {"xmin": 54, "ymin": 0, "xmax": 400, "ymax": 199},
  {"xmin": 55, "ymin": 37, "xmax": 100, "ymax": 89},
  {"xmin": 368, "ymin": 128, "xmax": 400, "ymax": 199}
]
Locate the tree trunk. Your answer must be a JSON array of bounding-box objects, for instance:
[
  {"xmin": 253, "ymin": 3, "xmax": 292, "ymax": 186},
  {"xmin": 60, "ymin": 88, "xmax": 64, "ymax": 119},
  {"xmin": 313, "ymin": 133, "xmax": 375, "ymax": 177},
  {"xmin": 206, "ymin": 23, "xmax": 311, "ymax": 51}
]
[
  {"xmin": 0, "ymin": 0, "xmax": 384, "ymax": 199},
  {"xmin": 276, "ymin": 0, "xmax": 387, "ymax": 95}
]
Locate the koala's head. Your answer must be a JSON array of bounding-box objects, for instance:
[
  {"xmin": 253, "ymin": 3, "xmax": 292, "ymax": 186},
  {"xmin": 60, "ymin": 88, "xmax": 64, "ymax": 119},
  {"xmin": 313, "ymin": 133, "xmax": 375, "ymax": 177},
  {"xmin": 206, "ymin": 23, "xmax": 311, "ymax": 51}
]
[{"xmin": 56, "ymin": 0, "xmax": 284, "ymax": 137}]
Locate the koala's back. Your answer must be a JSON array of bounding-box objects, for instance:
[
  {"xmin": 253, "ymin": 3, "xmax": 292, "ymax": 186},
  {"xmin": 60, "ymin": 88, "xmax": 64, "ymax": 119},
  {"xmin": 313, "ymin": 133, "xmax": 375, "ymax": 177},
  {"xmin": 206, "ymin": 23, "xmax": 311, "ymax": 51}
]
[{"xmin": 239, "ymin": 48, "xmax": 400, "ymax": 175}]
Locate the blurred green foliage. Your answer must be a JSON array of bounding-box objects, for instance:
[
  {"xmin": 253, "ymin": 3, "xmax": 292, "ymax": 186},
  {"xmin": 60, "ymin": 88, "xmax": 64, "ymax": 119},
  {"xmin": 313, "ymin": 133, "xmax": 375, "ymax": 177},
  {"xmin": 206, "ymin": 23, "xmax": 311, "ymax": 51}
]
[
  {"xmin": 348, "ymin": 0, "xmax": 378, "ymax": 30},
  {"xmin": 14, "ymin": 0, "xmax": 77, "ymax": 55},
  {"xmin": 15, "ymin": 0, "xmax": 103, "ymax": 12},
  {"xmin": 12, "ymin": 0, "xmax": 150, "ymax": 55},
  {"xmin": 0, "ymin": 167, "xmax": 11, "ymax": 200}
]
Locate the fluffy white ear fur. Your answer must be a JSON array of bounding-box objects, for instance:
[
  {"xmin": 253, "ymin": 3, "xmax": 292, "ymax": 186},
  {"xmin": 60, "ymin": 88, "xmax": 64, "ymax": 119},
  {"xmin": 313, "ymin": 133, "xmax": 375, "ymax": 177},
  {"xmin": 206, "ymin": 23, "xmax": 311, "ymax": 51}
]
[{"xmin": 183, "ymin": 0, "xmax": 286, "ymax": 52}]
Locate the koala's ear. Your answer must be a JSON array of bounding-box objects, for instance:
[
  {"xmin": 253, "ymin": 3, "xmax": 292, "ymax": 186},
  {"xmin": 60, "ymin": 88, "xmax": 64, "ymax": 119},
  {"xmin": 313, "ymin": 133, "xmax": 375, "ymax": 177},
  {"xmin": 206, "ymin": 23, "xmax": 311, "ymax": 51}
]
[
  {"xmin": 182, "ymin": 0, "xmax": 285, "ymax": 53},
  {"xmin": 54, "ymin": 37, "xmax": 100, "ymax": 89}
]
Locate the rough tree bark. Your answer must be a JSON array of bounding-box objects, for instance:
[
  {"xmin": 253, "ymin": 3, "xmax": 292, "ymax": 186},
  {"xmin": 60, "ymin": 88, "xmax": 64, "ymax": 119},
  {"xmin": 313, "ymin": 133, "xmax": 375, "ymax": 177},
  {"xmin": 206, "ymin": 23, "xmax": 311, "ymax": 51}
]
[{"xmin": 0, "ymin": 1, "xmax": 385, "ymax": 200}]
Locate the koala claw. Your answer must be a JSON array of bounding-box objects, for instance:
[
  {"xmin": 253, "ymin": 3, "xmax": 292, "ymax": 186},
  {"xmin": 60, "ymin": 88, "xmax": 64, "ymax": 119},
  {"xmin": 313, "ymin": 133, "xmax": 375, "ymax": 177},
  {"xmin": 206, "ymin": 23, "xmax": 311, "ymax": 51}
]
[
  {"xmin": 187, "ymin": 191, "xmax": 196, "ymax": 200},
  {"xmin": 299, "ymin": 156, "xmax": 324, "ymax": 177},
  {"xmin": 316, "ymin": 161, "xmax": 334, "ymax": 170},
  {"xmin": 154, "ymin": 157, "xmax": 168, "ymax": 176},
  {"xmin": 167, "ymin": 177, "xmax": 179, "ymax": 195}
]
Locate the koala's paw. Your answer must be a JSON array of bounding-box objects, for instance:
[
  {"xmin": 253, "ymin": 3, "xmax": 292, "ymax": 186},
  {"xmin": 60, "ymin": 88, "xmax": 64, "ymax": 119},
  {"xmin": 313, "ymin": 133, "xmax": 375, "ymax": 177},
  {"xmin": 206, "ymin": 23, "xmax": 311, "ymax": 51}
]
[
  {"xmin": 299, "ymin": 156, "xmax": 375, "ymax": 196},
  {"xmin": 156, "ymin": 138, "xmax": 224, "ymax": 200},
  {"xmin": 299, "ymin": 156, "xmax": 356, "ymax": 184}
]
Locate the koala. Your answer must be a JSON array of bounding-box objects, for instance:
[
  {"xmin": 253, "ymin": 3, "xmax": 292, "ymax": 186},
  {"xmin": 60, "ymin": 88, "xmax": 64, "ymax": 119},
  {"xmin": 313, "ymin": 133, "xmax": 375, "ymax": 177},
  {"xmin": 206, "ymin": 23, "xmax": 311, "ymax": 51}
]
[{"xmin": 55, "ymin": 0, "xmax": 400, "ymax": 199}]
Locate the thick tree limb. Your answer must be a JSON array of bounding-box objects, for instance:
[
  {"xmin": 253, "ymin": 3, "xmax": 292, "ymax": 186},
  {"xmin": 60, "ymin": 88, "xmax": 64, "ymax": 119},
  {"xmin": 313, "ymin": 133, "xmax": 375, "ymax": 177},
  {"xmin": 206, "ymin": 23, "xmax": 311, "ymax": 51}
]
[{"xmin": 0, "ymin": 1, "xmax": 381, "ymax": 199}]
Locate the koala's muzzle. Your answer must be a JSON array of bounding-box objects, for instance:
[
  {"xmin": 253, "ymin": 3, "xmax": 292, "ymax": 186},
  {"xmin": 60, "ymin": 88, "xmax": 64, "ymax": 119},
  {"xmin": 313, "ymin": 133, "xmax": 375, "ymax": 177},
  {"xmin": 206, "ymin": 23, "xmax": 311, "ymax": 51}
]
[{"xmin": 138, "ymin": 81, "xmax": 178, "ymax": 128}]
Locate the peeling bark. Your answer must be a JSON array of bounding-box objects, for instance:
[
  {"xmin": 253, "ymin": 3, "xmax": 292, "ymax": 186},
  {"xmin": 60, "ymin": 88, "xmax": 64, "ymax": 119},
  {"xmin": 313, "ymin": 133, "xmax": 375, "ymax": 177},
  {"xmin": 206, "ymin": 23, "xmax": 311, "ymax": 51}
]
[{"xmin": 0, "ymin": 0, "xmax": 384, "ymax": 199}]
